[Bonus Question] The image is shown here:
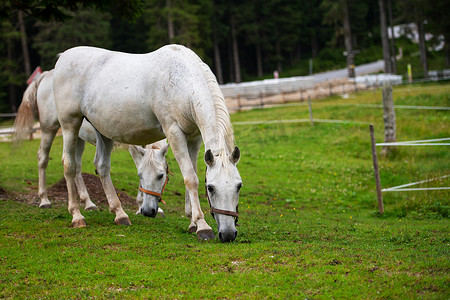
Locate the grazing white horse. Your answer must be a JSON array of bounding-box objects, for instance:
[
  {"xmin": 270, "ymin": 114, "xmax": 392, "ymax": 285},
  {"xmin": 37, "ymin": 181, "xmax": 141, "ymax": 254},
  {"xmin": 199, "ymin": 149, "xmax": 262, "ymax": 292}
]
[
  {"xmin": 14, "ymin": 70, "xmax": 167, "ymax": 216},
  {"xmin": 129, "ymin": 140, "xmax": 170, "ymax": 217},
  {"xmin": 54, "ymin": 44, "xmax": 242, "ymax": 242}
]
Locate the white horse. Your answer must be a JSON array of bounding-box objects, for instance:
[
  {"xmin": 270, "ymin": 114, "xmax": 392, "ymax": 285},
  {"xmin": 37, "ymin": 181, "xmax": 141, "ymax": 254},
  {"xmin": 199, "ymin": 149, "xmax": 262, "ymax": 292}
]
[
  {"xmin": 54, "ymin": 44, "xmax": 242, "ymax": 242},
  {"xmin": 14, "ymin": 70, "xmax": 168, "ymax": 216},
  {"xmin": 129, "ymin": 140, "xmax": 170, "ymax": 217}
]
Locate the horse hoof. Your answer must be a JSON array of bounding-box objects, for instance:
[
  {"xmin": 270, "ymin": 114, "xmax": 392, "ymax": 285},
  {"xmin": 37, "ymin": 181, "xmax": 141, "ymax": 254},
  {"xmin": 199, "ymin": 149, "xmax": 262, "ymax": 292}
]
[
  {"xmin": 115, "ymin": 217, "xmax": 132, "ymax": 226},
  {"xmin": 72, "ymin": 219, "xmax": 87, "ymax": 228},
  {"xmin": 188, "ymin": 225, "xmax": 197, "ymax": 233},
  {"xmin": 197, "ymin": 229, "xmax": 215, "ymax": 241},
  {"xmin": 85, "ymin": 205, "xmax": 97, "ymax": 211},
  {"xmin": 39, "ymin": 204, "xmax": 52, "ymax": 209}
]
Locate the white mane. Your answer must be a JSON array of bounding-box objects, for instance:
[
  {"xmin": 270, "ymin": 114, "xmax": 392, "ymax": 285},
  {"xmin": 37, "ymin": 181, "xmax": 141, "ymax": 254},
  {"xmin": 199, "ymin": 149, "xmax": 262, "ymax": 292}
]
[
  {"xmin": 181, "ymin": 46, "xmax": 235, "ymax": 156},
  {"xmin": 142, "ymin": 140, "xmax": 167, "ymax": 169}
]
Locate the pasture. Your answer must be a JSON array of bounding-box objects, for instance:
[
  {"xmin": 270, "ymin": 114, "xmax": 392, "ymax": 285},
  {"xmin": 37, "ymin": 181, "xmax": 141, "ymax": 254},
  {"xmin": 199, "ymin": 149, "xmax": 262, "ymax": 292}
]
[{"xmin": 0, "ymin": 82, "xmax": 449, "ymax": 298}]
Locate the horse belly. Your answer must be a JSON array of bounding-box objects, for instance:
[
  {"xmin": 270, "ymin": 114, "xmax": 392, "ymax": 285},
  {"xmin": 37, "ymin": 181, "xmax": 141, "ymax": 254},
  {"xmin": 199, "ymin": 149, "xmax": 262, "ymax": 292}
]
[
  {"xmin": 85, "ymin": 107, "xmax": 166, "ymax": 145},
  {"xmin": 112, "ymin": 126, "xmax": 166, "ymax": 145}
]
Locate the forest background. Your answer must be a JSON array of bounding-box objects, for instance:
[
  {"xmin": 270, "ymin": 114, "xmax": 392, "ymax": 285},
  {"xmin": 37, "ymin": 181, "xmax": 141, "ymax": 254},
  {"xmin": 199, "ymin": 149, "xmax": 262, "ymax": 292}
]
[{"xmin": 1, "ymin": 0, "xmax": 449, "ymax": 114}]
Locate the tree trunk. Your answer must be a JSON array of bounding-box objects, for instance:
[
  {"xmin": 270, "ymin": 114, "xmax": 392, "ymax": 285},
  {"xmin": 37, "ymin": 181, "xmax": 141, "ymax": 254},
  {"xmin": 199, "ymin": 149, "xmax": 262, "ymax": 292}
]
[
  {"xmin": 230, "ymin": 11, "xmax": 241, "ymax": 83},
  {"xmin": 343, "ymin": 0, "xmax": 355, "ymax": 77},
  {"xmin": 445, "ymin": 35, "xmax": 450, "ymax": 67},
  {"xmin": 416, "ymin": 9, "xmax": 428, "ymax": 77},
  {"xmin": 387, "ymin": 0, "xmax": 397, "ymax": 74},
  {"xmin": 211, "ymin": 2, "xmax": 223, "ymax": 84},
  {"xmin": 382, "ymin": 83, "xmax": 396, "ymax": 156},
  {"xmin": 256, "ymin": 42, "xmax": 263, "ymax": 78},
  {"xmin": 378, "ymin": 0, "xmax": 392, "ymax": 74},
  {"xmin": 228, "ymin": 37, "xmax": 234, "ymax": 83},
  {"xmin": 7, "ymin": 40, "xmax": 17, "ymax": 112},
  {"xmin": 166, "ymin": 0, "xmax": 174, "ymax": 42},
  {"xmin": 213, "ymin": 32, "xmax": 223, "ymax": 84},
  {"xmin": 18, "ymin": 10, "xmax": 31, "ymax": 76},
  {"xmin": 311, "ymin": 30, "xmax": 318, "ymax": 58}
]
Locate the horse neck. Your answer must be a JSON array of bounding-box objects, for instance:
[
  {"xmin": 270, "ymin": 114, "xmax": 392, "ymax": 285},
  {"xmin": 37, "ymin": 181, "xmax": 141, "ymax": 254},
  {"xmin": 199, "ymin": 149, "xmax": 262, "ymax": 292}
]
[
  {"xmin": 177, "ymin": 45, "xmax": 235, "ymax": 154},
  {"xmin": 201, "ymin": 120, "xmax": 233, "ymax": 156}
]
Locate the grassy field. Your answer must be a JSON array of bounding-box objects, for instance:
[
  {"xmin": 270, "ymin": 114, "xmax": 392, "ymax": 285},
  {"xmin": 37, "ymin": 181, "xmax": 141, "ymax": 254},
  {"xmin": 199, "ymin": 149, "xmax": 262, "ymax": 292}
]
[{"xmin": 0, "ymin": 82, "xmax": 449, "ymax": 298}]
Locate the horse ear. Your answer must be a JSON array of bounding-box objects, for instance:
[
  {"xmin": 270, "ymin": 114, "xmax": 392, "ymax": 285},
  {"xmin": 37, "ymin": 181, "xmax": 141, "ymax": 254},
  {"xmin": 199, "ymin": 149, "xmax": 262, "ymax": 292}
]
[
  {"xmin": 205, "ymin": 149, "xmax": 214, "ymax": 166},
  {"xmin": 158, "ymin": 143, "xmax": 169, "ymax": 158},
  {"xmin": 129, "ymin": 145, "xmax": 146, "ymax": 169},
  {"xmin": 230, "ymin": 146, "xmax": 240, "ymax": 164}
]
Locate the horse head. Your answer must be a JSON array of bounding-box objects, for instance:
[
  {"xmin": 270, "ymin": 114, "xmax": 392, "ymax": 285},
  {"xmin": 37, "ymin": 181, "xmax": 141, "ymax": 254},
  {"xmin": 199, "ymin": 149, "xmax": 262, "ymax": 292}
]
[
  {"xmin": 129, "ymin": 140, "xmax": 170, "ymax": 218},
  {"xmin": 205, "ymin": 146, "xmax": 242, "ymax": 242}
]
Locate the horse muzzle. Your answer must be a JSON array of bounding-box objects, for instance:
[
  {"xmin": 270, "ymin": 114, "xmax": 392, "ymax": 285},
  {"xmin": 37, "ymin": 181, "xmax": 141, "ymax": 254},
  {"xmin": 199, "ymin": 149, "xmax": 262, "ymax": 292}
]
[
  {"xmin": 140, "ymin": 202, "xmax": 159, "ymax": 218},
  {"xmin": 219, "ymin": 228, "xmax": 238, "ymax": 243},
  {"xmin": 216, "ymin": 214, "xmax": 238, "ymax": 242}
]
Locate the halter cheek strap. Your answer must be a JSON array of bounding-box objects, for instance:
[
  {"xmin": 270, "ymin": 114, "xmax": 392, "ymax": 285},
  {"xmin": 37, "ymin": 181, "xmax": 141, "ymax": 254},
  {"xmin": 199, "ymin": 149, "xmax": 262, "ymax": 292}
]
[{"xmin": 139, "ymin": 177, "xmax": 168, "ymax": 204}]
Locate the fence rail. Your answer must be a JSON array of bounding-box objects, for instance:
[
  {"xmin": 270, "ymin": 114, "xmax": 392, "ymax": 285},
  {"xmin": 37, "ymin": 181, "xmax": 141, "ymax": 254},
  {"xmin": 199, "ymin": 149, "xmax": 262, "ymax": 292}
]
[
  {"xmin": 370, "ymin": 131, "xmax": 449, "ymax": 214},
  {"xmin": 223, "ymin": 74, "xmax": 403, "ymax": 112},
  {"xmin": 0, "ymin": 113, "xmax": 17, "ymax": 118}
]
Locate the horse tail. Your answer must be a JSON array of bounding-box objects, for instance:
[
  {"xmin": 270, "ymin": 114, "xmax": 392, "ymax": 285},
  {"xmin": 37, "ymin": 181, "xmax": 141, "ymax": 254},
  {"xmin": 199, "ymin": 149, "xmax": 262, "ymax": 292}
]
[
  {"xmin": 13, "ymin": 73, "xmax": 44, "ymax": 142},
  {"xmin": 180, "ymin": 46, "xmax": 235, "ymax": 153}
]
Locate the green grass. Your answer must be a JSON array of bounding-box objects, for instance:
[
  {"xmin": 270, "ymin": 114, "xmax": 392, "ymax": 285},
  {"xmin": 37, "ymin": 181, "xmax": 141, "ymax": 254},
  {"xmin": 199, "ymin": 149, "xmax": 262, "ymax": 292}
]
[{"xmin": 0, "ymin": 82, "xmax": 449, "ymax": 298}]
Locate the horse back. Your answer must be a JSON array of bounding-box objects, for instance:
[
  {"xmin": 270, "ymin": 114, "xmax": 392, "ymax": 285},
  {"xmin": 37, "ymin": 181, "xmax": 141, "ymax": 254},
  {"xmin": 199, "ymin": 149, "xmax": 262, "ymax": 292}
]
[{"xmin": 53, "ymin": 45, "xmax": 215, "ymax": 145}]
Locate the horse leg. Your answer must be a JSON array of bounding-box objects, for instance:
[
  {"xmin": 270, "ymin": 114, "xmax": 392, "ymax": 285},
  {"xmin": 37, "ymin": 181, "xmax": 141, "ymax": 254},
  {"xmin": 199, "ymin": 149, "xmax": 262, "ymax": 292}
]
[
  {"xmin": 74, "ymin": 138, "xmax": 97, "ymax": 210},
  {"xmin": 37, "ymin": 128, "xmax": 58, "ymax": 208},
  {"xmin": 93, "ymin": 132, "xmax": 130, "ymax": 225},
  {"xmin": 185, "ymin": 136, "xmax": 203, "ymax": 233},
  {"xmin": 61, "ymin": 119, "xmax": 86, "ymax": 227},
  {"xmin": 167, "ymin": 126, "xmax": 214, "ymax": 241}
]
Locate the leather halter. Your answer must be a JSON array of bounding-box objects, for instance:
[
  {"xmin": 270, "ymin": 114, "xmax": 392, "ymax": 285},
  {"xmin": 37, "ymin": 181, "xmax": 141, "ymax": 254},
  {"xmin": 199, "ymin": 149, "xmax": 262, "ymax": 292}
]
[
  {"xmin": 205, "ymin": 169, "xmax": 239, "ymax": 225},
  {"xmin": 139, "ymin": 162, "xmax": 172, "ymax": 205}
]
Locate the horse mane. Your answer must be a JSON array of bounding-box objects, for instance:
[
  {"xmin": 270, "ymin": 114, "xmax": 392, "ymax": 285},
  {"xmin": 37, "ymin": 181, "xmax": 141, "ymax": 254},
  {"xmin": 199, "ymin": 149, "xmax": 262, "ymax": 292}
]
[
  {"xmin": 141, "ymin": 140, "xmax": 168, "ymax": 170},
  {"xmin": 180, "ymin": 46, "xmax": 235, "ymax": 155}
]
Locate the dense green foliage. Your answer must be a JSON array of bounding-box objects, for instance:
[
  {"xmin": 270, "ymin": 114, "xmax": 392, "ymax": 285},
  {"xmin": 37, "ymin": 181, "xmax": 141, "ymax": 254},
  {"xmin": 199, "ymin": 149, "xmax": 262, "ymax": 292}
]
[
  {"xmin": 0, "ymin": 83, "xmax": 448, "ymax": 298},
  {"xmin": 1, "ymin": 0, "xmax": 450, "ymax": 113}
]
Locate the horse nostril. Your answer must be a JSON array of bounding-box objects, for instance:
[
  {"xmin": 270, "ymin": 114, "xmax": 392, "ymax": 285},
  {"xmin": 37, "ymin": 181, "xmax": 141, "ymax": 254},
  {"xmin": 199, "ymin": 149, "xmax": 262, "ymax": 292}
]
[
  {"xmin": 142, "ymin": 208, "xmax": 157, "ymax": 218},
  {"xmin": 219, "ymin": 230, "xmax": 237, "ymax": 243}
]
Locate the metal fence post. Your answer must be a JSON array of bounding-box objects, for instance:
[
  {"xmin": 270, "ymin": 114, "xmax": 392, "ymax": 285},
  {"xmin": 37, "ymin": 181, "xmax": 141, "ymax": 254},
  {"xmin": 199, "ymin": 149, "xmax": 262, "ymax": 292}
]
[
  {"xmin": 370, "ymin": 124, "xmax": 384, "ymax": 214},
  {"xmin": 308, "ymin": 96, "xmax": 314, "ymax": 126}
]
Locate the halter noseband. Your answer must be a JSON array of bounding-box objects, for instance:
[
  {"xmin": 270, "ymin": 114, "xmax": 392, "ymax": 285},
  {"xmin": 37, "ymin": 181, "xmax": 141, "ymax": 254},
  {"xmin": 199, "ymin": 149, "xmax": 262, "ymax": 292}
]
[
  {"xmin": 205, "ymin": 169, "xmax": 239, "ymax": 226},
  {"xmin": 139, "ymin": 162, "xmax": 172, "ymax": 205}
]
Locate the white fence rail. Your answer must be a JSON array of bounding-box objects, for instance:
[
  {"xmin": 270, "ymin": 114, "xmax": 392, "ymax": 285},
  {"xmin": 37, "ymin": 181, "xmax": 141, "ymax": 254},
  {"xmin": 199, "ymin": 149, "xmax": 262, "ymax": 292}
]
[
  {"xmin": 382, "ymin": 175, "xmax": 450, "ymax": 192},
  {"xmin": 220, "ymin": 76, "xmax": 315, "ymax": 99}
]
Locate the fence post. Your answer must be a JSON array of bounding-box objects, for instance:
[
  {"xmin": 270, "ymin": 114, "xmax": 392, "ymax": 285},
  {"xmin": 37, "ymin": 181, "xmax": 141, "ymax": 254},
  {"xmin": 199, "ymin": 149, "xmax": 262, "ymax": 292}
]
[
  {"xmin": 237, "ymin": 94, "xmax": 241, "ymax": 112},
  {"xmin": 381, "ymin": 83, "xmax": 396, "ymax": 155},
  {"xmin": 308, "ymin": 96, "xmax": 314, "ymax": 126},
  {"xmin": 370, "ymin": 124, "xmax": 384, "ymax": 214}
]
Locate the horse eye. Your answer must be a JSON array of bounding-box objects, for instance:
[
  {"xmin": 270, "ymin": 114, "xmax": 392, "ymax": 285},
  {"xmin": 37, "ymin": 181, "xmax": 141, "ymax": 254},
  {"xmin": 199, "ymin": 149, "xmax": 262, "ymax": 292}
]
[
  {"xmin": 157, "ymin": 174, "xmax": 164, "ymax": 180},
  {"xmin": 237, "ymin": 183, "xmax": 243, "ymax": 192},
  {"xmin": 207, "ymin": 185, "xmax": 214, "ymax": 194}
]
